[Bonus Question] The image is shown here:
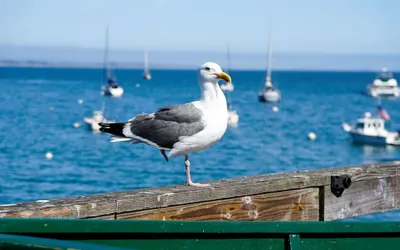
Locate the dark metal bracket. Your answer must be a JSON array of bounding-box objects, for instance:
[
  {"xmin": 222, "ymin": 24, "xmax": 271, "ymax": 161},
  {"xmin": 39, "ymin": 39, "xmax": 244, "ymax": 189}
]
[{"xmin": 331, "ymin": 174, "xmax": 352, "ymax": 198}]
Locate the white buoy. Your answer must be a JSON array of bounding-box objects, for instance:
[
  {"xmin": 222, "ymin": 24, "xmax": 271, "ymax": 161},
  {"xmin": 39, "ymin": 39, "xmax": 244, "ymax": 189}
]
[
  {"xmin": 78, "ymin": 99, "xmax": 83, "ymax": 104},
  {"xmin": 272, "ymin": 106, "xmax": 279, "ymax": 112},
  {"xmin": 49, "ymin": 107, "xmax": 54, "ymax": 112},
  {"xmin": 73, "ymin": 122, "xmax": 80, "ymax": 128},
  {"xmin": 136, "ymin": 83, "xmax": 140, "ymax": 88},
  {"xmin": 308, "ymin": 132, "xmax": 317, "ymax": 141},
  {"xmin": 45, "ymin": 152, "xmax": 53, "ymax": 160}
]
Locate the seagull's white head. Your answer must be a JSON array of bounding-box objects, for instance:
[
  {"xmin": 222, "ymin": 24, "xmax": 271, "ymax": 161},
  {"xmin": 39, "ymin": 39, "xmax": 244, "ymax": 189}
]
[{"xmin": 198, "ymin": 62, "xmax": 231, "ymax": 84}]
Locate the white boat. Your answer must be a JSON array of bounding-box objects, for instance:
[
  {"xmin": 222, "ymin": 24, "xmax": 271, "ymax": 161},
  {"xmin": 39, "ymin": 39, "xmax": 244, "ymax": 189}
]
[
  {"xmin": 220, "ymin": 44, "xmax": 234, "ymax": 92},
  {"xmin": 102, "ymin": 79, "xmax": 124, "ymax": 98},
  {"xmin": 221, "ymin": 46, "xmax": 239, "ymax": 127},
  {"xmin": 367, "ymin": 68, "xmax": 400, "ymax": 97},
  {"xmin": 221, "ymin": 82, "xmax": 234, "ymax": 92},
  {"xmin": 258, "ymin": 26, "xmax": 281, "ymax": 103},
  {"xmin": 143, "ymin": 49, "xmax": 152, "ymax": 80},
  {"xmin": 227, "ymin": 101, "xmax": 239, "ymax": 127},
  {"xmin": 101, "ymin": 25, "xmax": 124, "ymax": 98},
  {"xmin": 258, "ymin": 81, "xmax": 281, "ymax": 103},
  {"xmin": 342, "ymin": 112, "xmax": 400, "ymax": 146},
  {"xmin": 83, "ymin": 110, "xmax": 115, "ymax": 133},
  {"xmin": 227, "ymin": 110, "xmax": 239, "ymax": 127}
]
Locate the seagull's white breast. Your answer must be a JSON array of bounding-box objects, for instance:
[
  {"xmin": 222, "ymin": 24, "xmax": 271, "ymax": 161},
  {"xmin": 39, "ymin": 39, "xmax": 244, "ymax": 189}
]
[{"xmin": 168, "ymin": 87, "xmax": 228, "ymax": 157}]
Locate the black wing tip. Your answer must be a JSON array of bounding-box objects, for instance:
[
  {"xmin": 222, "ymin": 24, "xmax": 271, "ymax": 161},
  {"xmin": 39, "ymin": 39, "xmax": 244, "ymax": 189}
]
[
  {"xmin": 160, "ymin": 149, "xmax": 169, "ymax": 162},
  {"xmin": 98, "ymin": 122, "xmax": 107, "ymax": 132},
  {"xmin": 97, "ymin": 122, "xmax": 126, "ymax": 137}
]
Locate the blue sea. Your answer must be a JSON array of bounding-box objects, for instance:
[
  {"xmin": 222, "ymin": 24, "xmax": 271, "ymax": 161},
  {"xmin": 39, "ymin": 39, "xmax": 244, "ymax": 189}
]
[{"xmin": 0, "ymin": 67, "xmax": 399, "ymax": 221}]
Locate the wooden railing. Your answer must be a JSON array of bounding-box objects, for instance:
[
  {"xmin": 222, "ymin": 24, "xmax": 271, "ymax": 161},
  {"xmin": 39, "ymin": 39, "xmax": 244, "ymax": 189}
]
[{"xmin": 1, "ymin": 161, "xmax": 399, "ymax": 221}]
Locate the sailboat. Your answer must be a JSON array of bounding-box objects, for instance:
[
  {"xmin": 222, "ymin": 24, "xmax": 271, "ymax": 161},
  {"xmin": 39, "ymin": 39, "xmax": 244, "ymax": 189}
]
[
  {"xmin": 101, "ymin": 25, "xmax": 124, "ymax": 98},
  {"xmin": 227, "ymin": 101, "xmax": 239, "ymax": 127},
  {"xmin": 258, "ymin": 26, "xmax": 281, "ymax": 103},
  {"xmin": 221, "ymin": 44, "xmax": 239, "ymax": 127},
  {"xmin": 220, "ymin": 44, "xmax": 234, "ymax": 92},
  {"xmin": 143, "ymin": 49, "xmax": 152, "ymax": 80}
]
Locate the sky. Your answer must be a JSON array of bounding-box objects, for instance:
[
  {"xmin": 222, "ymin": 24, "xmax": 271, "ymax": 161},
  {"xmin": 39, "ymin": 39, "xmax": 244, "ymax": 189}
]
[{"xmin": 0, "ymin": 0, "xmax": 399, "ymax": 69}]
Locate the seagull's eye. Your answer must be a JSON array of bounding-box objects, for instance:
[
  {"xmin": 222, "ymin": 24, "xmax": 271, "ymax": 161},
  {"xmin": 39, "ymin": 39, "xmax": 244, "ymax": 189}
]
[{"xmin": 204, "ymin": 67, "xmax": 211, "ymax": 71}]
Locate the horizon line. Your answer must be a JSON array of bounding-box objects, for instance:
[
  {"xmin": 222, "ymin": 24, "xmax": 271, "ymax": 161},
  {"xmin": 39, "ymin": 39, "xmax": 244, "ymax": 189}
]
[
  {"xmin": 1, "ymin": 44, "xmax": 400, "ymax": 57},
  {"xmin": 1, "ymin": 60, "xmax": 398, "ymax": 73}
]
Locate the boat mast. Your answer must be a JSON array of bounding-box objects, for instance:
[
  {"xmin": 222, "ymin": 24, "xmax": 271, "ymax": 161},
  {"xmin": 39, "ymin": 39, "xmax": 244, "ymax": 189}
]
[
  {"xmin": 144, "ymin": 49, "xmax": 149, "ymax": 74},
  {"xmin": 226, "ymin": 43, "xmax": 231, "ymax": 74},
  {"xmin": 225, "ymin": 43, "xmax": 233, "ymax": 108},
  {"xmin": 101, "ymin": 99, "xmax": 106, "ymax": 114},
  {"xmin": 103, "ymin": 25, "xmax": 111, "ymax": 80},
  {"xmin": 265, "ymin": 25, "xmax": 272, "ymax": 84}
]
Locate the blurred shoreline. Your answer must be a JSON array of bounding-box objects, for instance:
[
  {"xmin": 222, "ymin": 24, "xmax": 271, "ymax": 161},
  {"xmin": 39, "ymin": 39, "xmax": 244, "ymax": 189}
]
[
  {"xmin": 1, "ymin": 60, "xmax": 400, "ymax": 73},
  {"xmin": 1, "ymin": 45, "xmax": 400, "ymax": 71}
]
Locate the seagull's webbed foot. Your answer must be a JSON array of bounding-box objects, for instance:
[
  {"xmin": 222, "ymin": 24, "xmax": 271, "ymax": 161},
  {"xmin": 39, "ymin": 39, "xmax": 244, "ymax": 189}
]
[
  {"xmin": 184, "ymin": 155, "xmax": 211, "ymax": 188},
  {"xmin": 187, "ymin": 180, "xmax": 211, "ymax": 187}
]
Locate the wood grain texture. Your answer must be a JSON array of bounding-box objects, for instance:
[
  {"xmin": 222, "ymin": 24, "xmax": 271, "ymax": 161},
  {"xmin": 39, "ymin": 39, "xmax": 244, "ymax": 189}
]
[
  {"xmin": 324, "ymin": 173, "xmax": 400, "ymax": 221},
  {"xmin": 117, "ymin": 188, "xmax": 319, "ymax": 221},
  {"xmin": 0, "ymin": 198, "xmax": 116, "ymax": 219},
  {"xmin": 0, "ymin": 161, "xmax": 399, "ymax": 220},
  {"xmin": 114, "ymin": 161, "xmax": 400, "ymax": 215}
]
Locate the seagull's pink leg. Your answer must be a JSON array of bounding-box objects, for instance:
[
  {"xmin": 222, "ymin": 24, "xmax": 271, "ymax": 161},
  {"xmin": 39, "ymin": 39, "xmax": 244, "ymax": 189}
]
[{"xmin": 184, "ymin": 155, "xmax": 210, "ymax": 187}]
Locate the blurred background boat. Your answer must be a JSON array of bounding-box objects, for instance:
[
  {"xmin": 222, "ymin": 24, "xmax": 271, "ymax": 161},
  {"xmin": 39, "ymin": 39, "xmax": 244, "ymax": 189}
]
[
  {"xmin": 83, "ymin": 110, "xmax": 115, "ymax": 133},
  {"xmin": 258, "ymin": 27, "xmax": 281, "ymax": 103},
  {"xmin": 101, "ymin": 25, "xmax": 124, "ymax": 98},
  {"xmin": 366, "ymin": 68, "xmax": 399, "ymax": 98},
  {"xmin": 143, "ymin": 49, "xmax": 152, "ymax": 80}
]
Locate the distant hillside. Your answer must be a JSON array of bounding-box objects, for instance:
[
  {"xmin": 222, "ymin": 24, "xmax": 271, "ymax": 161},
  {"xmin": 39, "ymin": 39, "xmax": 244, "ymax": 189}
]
[
  {"xmin": 1, "ymin": 45, "xmax": 400, "ymax": 71},
  {"xmin": 0, "ymin": 59, "xmax": 187, "ymax": 69}
]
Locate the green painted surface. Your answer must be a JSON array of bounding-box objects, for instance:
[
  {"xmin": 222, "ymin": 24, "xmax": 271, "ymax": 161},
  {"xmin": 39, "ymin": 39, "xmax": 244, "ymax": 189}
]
[
  {"xmin": 0, "ymin": 219, "xmax": 399, "ymax": 249},
  {"xmin": 289, "ymin": 234, "xmax": 301, "ymax": 250},
  {"xmin": 0, "ymin": 233, "xmax": 131, "ymax": 250}
]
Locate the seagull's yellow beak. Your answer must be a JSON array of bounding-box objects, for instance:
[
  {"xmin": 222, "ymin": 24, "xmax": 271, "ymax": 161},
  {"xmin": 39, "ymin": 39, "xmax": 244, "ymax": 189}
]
[{"xmin": 216, "ymin": 72, "xmax": 231, "ymax": 83}]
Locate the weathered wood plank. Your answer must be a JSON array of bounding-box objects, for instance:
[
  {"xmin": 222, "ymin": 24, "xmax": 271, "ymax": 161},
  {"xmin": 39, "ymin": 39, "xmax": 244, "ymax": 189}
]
[
  {"xmin": 0, "ymin": 161, "xmax": 399, "ymax": 220},
  {"xmin": 324, "ymin": 173, "xmax": 400, "ymax": 221},
  {"xmin": 115, "ymin": 162, "xmax": 400, "ymax": 215},
  {"xmin": 117, "ymin": 188, "xmax": 319, "ymax": 221},
  {"xmin": 0, "ymin": 199, "xmax": 116, "ymax": 219}
]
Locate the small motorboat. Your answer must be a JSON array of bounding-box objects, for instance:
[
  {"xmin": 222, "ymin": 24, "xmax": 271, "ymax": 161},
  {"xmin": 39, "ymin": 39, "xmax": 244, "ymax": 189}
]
[
  {"xmin": 367, "ymin": 68, "xmax": 400, "ymax": 98},
  {"xmin": 342, "ymin": 112, "xmax": 400, "ymax": 146}
]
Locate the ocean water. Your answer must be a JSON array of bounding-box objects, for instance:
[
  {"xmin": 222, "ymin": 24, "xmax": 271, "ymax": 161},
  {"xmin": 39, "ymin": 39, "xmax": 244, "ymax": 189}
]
[{"xmin": 0, "ymin": 67, "xmax": 399, "ymax": 221}]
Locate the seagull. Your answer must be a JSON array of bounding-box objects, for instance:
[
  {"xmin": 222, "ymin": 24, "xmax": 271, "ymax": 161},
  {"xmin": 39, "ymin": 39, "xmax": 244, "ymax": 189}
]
[{"xmin": 98, "ymin": 62, "xmax": 231, "ymax": 187}]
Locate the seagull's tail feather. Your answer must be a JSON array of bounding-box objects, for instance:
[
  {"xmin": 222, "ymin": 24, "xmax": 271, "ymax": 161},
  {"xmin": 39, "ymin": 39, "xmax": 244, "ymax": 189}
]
[{"xmin": 98, "ymin": 122, "xmax": 126, "ymax": 137}]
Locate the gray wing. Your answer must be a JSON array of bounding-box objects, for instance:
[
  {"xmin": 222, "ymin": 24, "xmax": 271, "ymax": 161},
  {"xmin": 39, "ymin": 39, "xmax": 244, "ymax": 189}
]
[{"xmin": 127, "ymin": 103, "xmax": 205, "ymax": 149}]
